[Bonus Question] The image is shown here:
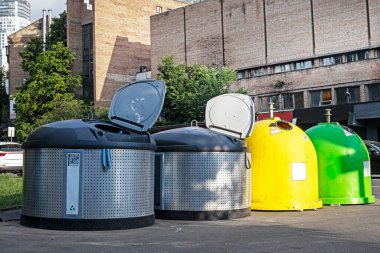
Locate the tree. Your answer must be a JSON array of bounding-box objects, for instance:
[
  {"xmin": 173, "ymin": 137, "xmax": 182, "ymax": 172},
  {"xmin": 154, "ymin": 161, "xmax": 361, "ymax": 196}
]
[
  {"xmin": 14, "ymin": 42, "xmax": 83, "ymax": 141},
  {"xmin": 156, "ymin": 56, "xmax": 237, "ymax": 125},
  {"xmin": 49, "ymin": 11, "xmax": 67, "ymax": 46}
]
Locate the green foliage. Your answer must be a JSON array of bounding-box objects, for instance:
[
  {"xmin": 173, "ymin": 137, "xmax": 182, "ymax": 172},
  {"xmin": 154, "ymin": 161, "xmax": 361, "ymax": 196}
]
[
  {"xmin": 49, "ymin": 11, "xmax": 67, "ymax": 46},
  {"xmin": 156, "ymin": 56, "xmax": 237, "ymax": 125},
  {"xmin": 14, "ymin": 42, "xmax": 83, "ymax": 141},
  {"xmin": 0, "ymin": 174, "xmax": 23, "ymax": 210},
  {"xmin": 19, "ymin": 37, "xmax": 43, "ymax": 73}
]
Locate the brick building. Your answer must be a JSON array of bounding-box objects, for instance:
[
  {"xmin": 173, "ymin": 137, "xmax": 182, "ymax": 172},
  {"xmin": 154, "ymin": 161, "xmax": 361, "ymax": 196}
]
[
  {"xmin": 67, "ymin": 0, "xmax": 187, "ymax": 107},
  {"xmin": 8, "ymin": 19, "xmax": 42, "ymax": 96},
  {"xmin": 151, "ymin": 0, "xmax": 380, "ymax": 140}
]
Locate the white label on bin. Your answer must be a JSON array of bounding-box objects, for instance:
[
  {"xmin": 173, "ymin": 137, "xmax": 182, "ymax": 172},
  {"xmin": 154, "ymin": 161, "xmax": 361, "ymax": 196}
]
[
  {"xmin": 343, "ymin": 129, "xmax": 353, "ymax": 137},
  {"xmin": 364, "ymin": 161, "xmax": 371, "ymax": 177},
  {"xmin": 66, "ymin": 153, "xmax": 80, "ymax": 215},
  {"xmin": 270, "ymin": 127, "xmax": 281, "ymax": 135},
  {"xmin": 292, "ymin": 163, "xmax": 307, "ymax": 181}
]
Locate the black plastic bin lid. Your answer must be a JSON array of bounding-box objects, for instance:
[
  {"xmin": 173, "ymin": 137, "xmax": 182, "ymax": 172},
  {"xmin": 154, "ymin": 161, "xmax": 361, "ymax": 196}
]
[
  {"xmin": 108, "ymin": 80, "xmax": 166, "ymax": 133},
  {"xmin": 153, "ymin": 127, "xmax": 247, "ymax": 152},
  {"xmin": 22, "ymin": 119, "xmax": 156, "ymax": 150}
]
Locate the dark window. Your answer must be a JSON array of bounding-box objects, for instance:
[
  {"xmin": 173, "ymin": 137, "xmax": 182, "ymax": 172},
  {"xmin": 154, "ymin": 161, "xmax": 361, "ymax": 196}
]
[
  {"xmin": 358, "ymin": 51, "xmax": 369, "ymax": 60},
  {"xmin": 347, "ymin": 51, "xmax": 368, "ymax": 63},
  {"xmin": 333, "ymin": 55, "xmax": 343, "ymax": 64},
  {"xmin": 237, "ymin": 70, "xmax": 249, "ymax": 79},
  {"xmin": 347, "ymin": 53, "xmax": 358, "ymax": 63},
  {"xmin": 336, "ymin": 86, "xmax": 360, "ymax": 104},
  {"xmin": 368, "ymin": 84, "xmax": 380, "ymax": 102},
  {"xmin": 82, "ymin": 23, "xmax": 94, "ymax": 102},
  {"xmin": 259, "ymin": 95, "xmax": 279, "ymax": 112},
  {"xmin": 283, "ymin": 93, "xmax": 293, "ymax": 110},
  {"xmin": 283, "ymin": 92, "xmax": 304, "ymax": 110},
  {"xmin": 377, "ymin": 49, "xmax": 380, "ymax": 58},
  {"xmin": 294, "ymin": 92, "xmax": 304, "ymax": 109}
]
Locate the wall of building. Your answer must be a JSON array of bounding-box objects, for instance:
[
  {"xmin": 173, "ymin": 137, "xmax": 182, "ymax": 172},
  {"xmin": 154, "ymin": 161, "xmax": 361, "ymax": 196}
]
[
  {"xmin": 8, "ymin": 19, "xmax": 42, "ymax": 96},
  {"xmin": 68, "ymin": 0, "xmax": 186, "ymax": 107},
  {"xmin": 150, "ymin": 0, "xmax": 380, "ymax": 111},
  {"xmin": 67, "ymin": 0, "xmax": 94, "ymax": 78}
]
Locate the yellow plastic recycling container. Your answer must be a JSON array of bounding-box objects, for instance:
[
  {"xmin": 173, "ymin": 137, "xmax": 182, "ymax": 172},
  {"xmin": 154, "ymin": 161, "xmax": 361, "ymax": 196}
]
[{"xmin": 246, "ymin": 117, "xmax": 322, "ymax": 211}]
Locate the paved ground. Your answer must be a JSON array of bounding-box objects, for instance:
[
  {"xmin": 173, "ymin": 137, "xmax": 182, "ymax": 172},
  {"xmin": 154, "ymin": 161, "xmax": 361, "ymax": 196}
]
[{"xmin": 0, "ymin": 179, "xmax": 379, "ymax": 253}]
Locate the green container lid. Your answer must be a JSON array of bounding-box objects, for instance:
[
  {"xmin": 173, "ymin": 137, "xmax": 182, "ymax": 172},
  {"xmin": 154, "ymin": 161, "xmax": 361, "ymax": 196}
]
[{"xmin": 306, "ymin": 122, "xmax": 375, "ymax": 205}]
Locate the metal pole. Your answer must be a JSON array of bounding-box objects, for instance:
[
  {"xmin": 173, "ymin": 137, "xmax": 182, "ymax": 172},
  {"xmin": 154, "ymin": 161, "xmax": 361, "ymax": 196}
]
[
  {"xmin": 42, "ymin": 10, "xmax": 46, "ymax": 51},
  {"xmin": 269, "ymin": 102, "xmax": 274, "ymax": 118},
  {"xmin": 325, "ymin": 109, "xmax": 332, "ymax": 123}
]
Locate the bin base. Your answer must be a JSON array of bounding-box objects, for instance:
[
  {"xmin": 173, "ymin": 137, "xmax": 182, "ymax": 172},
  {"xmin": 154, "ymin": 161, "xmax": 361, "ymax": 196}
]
[
  {"xmin": 251, "ymin": 200, "xmax": 323, "ymax": 211},
  {"xmin": 322, "ymin": 195, "xmax": 375, "ymax": 205},
  {"xmin": 20, "ymin": 214, "xmax": 155, "ymax": 231},
  {"xmin": 155, "ymin": 208, "xmax": 251, "ymax": 220}
]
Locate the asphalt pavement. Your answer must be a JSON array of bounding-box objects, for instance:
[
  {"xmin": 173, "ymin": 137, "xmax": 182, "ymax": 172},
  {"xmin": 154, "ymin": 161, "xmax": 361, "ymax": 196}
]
[{"xmin": 0, "ymin": 178, "xmax": 379, "ymax": 253}]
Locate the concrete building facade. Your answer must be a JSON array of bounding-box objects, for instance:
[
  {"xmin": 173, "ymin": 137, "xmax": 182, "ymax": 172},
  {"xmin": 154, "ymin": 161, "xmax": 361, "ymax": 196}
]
[
  {"xmin": 67, "ymin": 0, "xmax": 187, "ymax": 107},
  {"xmin": 151, "ymin": 0, "xmax": 380, "ymax": 140}
]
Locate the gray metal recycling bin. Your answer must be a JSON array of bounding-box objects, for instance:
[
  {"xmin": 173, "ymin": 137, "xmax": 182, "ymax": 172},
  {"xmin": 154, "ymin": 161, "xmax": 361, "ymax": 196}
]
[
  {"xmin": 21, "ymin": 80, "xmax": 166, "ymax": 230},
  {"xmin": 153, "ymin": 93, "xmax": 255, "ymax": 220}
]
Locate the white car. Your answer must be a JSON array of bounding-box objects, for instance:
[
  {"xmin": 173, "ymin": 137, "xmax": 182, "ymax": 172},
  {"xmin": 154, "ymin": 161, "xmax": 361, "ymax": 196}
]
[{"xmin": 0, "ymin": 142, "xmax": 23, "ymax": 173}]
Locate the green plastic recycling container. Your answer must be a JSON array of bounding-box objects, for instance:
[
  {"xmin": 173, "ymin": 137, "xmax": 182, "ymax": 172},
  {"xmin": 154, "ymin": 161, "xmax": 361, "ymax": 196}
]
[{"xmin": 306, "ymin": 122, "xmax": 375, "ymax": 205}]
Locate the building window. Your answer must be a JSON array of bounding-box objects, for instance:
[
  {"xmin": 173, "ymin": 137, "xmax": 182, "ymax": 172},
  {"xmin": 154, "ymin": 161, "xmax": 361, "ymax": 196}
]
[
  {"xmin": 377, "ymin": 49, "xmax": 380, "ymax": 58},
  {"xmin": 310, "ymin": 89, "xmax": 332, "ymax": 107},
  {"xmin": 322, "ymin": 56, "xmax": 342, "ymax": 66},
  {"xmin": 368, "ymin": 84, "xmax": 380, "ymax": 102},
  {"xmin": 259, "ymin": 95, "xmax": 280, "ymax": 112},
  {"xmin": 82, "ymin": 23, "xmax": 94, "ymax": 102},
  {"xmin": 237, "ymin": 70, "xmax": 249, "ymax": 79},
  {"xmin": 251, "ymin": 67, "xmax": 266, "ymax": 77},
  {"xmin": 283, "ymin": 92, "xmax": 304, "ymax": 110},
  {"xmin": 295, "ymin": 60, "xmax": 312, "ymax": 70},
  {"xmin": 273, "ymin": 64, "xmax": 291, "ymax": 73},
  {"xmin": 347, "ymin": 51, "xmax": 369, "ymax": 63},
  {"xmin": 156, "ymin": 6, "xmax": 162, "ymax": 13},
  {"xmin": 336, "ymin": 86, "xmax": 360, "ymax": 104}
]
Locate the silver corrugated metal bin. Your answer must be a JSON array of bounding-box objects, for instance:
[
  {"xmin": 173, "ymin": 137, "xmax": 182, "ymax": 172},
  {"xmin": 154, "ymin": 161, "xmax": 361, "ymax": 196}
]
[
  {"xmin": 153, "ymin": 94, "xmax": 255, "ymax": 220},
  {"xmin": 21, "ymin": 80, "xmax": 166, "ymax": 230}
]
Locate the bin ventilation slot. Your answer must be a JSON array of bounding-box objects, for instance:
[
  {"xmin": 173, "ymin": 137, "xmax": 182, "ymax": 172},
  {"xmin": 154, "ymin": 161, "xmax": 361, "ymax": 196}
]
[
  {"xmin": 276, "ymin": 121, "xmax": 293, "ymax": 131},
  {"xmin": 95, "ymin": 124, "xmax": 130, "ymax": 134},
  {"xmin": 111, "ymin": 116, "xmax": 144, "ymax": 130}
]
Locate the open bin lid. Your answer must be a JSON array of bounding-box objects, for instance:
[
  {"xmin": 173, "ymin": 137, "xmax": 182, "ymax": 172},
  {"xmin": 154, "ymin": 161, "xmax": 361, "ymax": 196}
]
[
  {"xmin": 109, "ymin": 80, "xmax": 166, "ymax": 132},
  {"xmin": 205, "ymin": 93, "xmax": 254, "ymax": 139}
]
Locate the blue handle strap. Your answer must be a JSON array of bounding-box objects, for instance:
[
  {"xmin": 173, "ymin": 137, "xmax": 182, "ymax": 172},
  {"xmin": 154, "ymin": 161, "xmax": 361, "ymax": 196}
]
[{"xmin": 102, "ymin": 149, "xmax": 112, "ymax": 171}]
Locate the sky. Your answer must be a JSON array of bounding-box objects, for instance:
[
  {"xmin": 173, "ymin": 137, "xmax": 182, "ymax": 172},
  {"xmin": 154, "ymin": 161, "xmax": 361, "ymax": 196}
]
[{"xmin": 29, "ymin": 0, "xmax": 66, "ymax": 21}]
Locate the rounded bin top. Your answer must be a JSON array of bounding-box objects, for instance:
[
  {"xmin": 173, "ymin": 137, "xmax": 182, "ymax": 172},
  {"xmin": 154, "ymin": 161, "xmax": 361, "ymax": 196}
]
[
  {"xmin": 306, "ymin": 122, "xmax": 369, "ymax": 160},
  {"xmin": 152, "ymin": 127, "xmax": 247, "ymax": 152},
  {"xmin": 246, "ymin": 117, "xmax": 316, "ymax": 159},
  {"xmin": 22, "ymin": 119, "xmax": 156, "ymax": 150}
]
